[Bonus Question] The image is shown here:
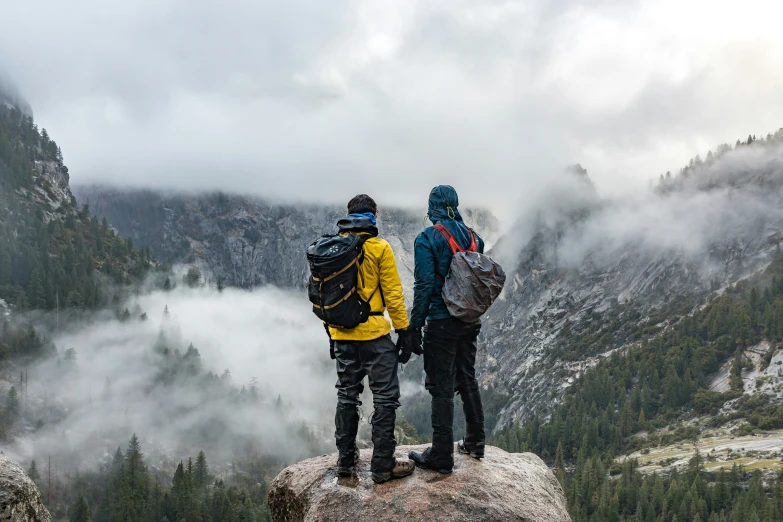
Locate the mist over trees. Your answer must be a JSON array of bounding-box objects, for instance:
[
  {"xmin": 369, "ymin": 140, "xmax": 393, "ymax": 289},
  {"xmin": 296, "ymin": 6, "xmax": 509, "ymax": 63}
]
[
  {"xmin": 1, "ymin": 289, "xmax": 330, "ymax": 520},
  {"xmin": 33, "ymin": 433, "xmax": 273, "ymax": 521}
]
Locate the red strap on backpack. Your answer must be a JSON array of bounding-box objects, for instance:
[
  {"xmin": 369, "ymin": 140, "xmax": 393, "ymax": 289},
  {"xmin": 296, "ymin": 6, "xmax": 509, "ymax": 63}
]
[{"xmin": 433, "ymin": 224, "xmax": 477, "ymax": 254}]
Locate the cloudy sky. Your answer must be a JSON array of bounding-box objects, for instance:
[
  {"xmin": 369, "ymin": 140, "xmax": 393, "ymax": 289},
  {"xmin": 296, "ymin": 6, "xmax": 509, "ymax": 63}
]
[{"xmin": 2, "ymin": 0, "xmax": 783, "ymax": 212}]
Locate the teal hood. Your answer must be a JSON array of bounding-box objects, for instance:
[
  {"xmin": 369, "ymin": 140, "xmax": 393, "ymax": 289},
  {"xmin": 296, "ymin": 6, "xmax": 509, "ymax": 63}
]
[{"xmin": 427, "ymin": 185, "xmax": 462, "ymax": 223}]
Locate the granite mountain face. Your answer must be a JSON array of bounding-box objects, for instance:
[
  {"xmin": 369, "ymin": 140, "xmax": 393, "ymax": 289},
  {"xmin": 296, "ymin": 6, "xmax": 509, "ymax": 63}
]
[
  {"xmin": 72, "ymin": 186, "xmax": 499, "ymax": 294},
  {"xmin": 481, "ymin": 153, "xmax": 783, "ymax": 429}
]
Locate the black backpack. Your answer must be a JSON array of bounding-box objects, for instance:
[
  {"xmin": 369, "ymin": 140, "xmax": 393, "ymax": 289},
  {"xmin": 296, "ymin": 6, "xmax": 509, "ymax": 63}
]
[{"xmin": 307, "ymin": 233, "xmax": 382, "ymax": 329}]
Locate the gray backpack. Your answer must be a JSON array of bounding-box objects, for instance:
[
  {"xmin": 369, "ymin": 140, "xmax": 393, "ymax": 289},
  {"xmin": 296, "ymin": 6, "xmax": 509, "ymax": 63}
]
[{"xmin": 434, "ymin": 224, "xmax": 506, "ymax": 322}]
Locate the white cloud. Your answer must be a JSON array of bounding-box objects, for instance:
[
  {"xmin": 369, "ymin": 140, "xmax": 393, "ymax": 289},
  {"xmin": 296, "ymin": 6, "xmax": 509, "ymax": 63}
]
[{"xmin": 2, "ymin": 0, "xmax": 783, "ymax": 214}]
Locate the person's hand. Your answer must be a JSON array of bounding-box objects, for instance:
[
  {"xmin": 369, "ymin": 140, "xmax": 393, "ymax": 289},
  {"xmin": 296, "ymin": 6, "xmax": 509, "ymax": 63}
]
[
  {"xmin": 324, "ymin": 323, "xmax": 336, "ymax": 360},
  {"xmin": 410, "ymin": 327, "xmax": 423, "ymax": 355},
  {"xmin": 396, "ymin": 328, "xmax": 422, "ymax": 363},
  {"xmin": 397, "ymin": 328, "xmax": 418, "ymax": 363},
  {"xmin": 396, "ymin": 329, "xmax": 412, "ymax": 363}
]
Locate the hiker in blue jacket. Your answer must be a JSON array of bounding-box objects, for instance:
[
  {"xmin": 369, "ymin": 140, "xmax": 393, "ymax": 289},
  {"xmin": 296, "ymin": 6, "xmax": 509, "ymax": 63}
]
[{"xmin": 408, "ymin": 185, "xmax": 486, "ymax": 474}]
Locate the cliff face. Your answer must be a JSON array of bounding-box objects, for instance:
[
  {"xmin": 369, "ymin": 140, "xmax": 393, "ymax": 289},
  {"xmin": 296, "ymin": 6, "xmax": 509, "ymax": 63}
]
[
  {"xmin": 0, "ymin": 456, "xmax": 52, "ymax": 522},
  {"xmin": 72, "ymin": 186, "xmax": 499, "ymax": 292},
  {"xmin": 480, "ymin": 139, "xmax": 783, "ymax": 428},
  {"xmin": 268, "ymin": 444, "xmax": 570, "ymax": 522}
]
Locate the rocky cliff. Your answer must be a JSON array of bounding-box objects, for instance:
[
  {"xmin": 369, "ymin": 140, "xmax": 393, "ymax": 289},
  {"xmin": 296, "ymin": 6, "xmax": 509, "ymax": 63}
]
[
  {"xmin": 72, "ymin": 186, "xmax": 499, "ymax": 292},
  {"xmin": 481, "ymin": 136, "xmax": 783, "ymax": 428},
  {"xmin": 0, "ymin": 456, "xmax": 52, "ymax": 522},
  {"xmin": 268, "ymin": 444, "xmax": 570, "ymax": 522}
]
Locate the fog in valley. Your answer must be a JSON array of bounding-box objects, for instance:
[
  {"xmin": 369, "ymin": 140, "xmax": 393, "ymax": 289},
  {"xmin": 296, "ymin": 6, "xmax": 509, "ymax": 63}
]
[{"xmin": 2, "ymin": 283, "xmax": 343, "ymax": 473}]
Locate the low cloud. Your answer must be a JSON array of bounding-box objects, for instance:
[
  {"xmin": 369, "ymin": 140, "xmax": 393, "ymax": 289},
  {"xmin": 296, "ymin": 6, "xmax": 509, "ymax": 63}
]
[
  {"xmin": 6, "ymin": 285, "xmax": 341, "ymax": 470},
  {"xmin": 3, "ymin": 1, "xmax": 783, "ymax": 213},
  {"xmin": 494, "ymin": 140, "xmax": 783, "ymax": 278}
]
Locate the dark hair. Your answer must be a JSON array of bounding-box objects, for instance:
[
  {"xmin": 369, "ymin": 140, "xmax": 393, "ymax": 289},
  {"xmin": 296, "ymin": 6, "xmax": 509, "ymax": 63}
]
[{"xmin": 347, "ymin": 194, "xmax": 377, "ymax": 215}]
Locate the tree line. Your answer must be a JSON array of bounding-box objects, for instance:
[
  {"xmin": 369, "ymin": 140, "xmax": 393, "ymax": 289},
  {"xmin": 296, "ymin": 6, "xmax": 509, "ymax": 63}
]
[
  {"xmin": 494, "ymin": 253, "xmax": 783, "ymax": 521},
  {"xmin": 30, "ymin": 434, "xmax": 273, "ymax": 522}
]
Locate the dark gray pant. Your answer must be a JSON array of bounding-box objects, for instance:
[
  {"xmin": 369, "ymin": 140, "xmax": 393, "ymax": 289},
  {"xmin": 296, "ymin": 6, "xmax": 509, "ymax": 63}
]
[
  {"xmin": 423, "ymin": 318, "xmax": 484, "ymax": 462},
  {"xmin": 334, "ymin": 334, "xmax": 400, "ymax": 473}
]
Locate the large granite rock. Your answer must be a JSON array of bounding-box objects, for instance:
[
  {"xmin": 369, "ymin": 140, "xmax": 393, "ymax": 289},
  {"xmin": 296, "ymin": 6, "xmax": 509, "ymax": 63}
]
[
  {"xmin": 0, "ymin": 456, "xmax": 52, "ymax": 522},
  {"xmin": 268, "ymin": 444, "xmax": 571, "ymax": 522}
]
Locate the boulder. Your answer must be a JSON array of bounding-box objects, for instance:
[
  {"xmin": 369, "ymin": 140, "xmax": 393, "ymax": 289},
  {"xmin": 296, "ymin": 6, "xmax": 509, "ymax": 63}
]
[
  {"xmin": 0, "ymin": 456, "xmax": 52, "ymax": 522},
  {"xmin": 268, "ymin": 444, "xmax": 571, "ymax": 522}
]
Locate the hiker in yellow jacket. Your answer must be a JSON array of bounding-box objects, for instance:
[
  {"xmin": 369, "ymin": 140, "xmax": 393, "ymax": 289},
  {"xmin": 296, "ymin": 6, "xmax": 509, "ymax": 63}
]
[{"xmin": 328, "ymin": 194, "xmax": 418, "ymax": 484}]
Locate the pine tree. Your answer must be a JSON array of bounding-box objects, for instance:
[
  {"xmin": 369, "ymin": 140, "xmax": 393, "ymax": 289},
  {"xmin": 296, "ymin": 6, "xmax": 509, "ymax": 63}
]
[
  {"xmin": 124, "ymin": 433, "xmax": 149, "ymax": 520},
  {"xmin": 185, "ymin": 267, "xmax": 201, "ymax": 288},
  {"xmin": 27, "ymin": 460, "xmax": 40, "ymax": 482},
  {"xmin": 555, "ymin": 442, "xmax": 565, "ymax": 472},
  {"xmin": 5, "ymin": 386, "xmax": 19, "ymax": 421},
  {"xmin": 184, "ymin": 344, "xmax": 202, "ymax": 376},
  {"xmin": 27, "ymin": 268, "xmax": 46, "ymax": 309},
  {"xmin": 171, "ymin": 461, "xmax": 186, "ymax": 516},
  {"xmin": 194, "ymin": 451, "xmax": 209, "ymax": 489},
  {"xmin": 729, "ymin": 352, "xmax": 744, "ymax": 391},
  {"xmin": 69, "ymin": 494, "xmax": 90, "ymax": 522},
  {"xmin": 637, "ymin": 408, "xmax": 647, "ymax": 429}
]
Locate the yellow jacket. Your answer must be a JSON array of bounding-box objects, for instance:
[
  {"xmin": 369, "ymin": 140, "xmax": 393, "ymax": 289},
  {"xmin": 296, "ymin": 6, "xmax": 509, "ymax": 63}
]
[{"xmin": 328, "ymin": 234, "xmax": 410, "ymax": 341}]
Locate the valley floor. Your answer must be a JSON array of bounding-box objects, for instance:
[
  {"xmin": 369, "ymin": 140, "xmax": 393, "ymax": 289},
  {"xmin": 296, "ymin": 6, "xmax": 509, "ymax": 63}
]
[{"xmin": 621, "ymin": 428, "xmax": 783, "ymax": 475}]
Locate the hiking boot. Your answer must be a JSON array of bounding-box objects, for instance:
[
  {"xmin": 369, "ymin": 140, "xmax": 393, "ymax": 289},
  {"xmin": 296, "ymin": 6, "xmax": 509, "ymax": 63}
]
[
  {"xmin": 457, "ymin": 422, "xmax": 485, "ymax": 459},
  {"xmin": 409, "ymin": 447, "xmax": 453, "ymax": 474},
  {"xmin": 371, "ymin": 458, "xmax": 415, "ymax": 484},
  {"xmin": 336, "ymin": 444, "xmax": 360, "ymax": 477},
  {"xmin": 457, "ymin": 439, "xmax": 484, "ymax": 459}
]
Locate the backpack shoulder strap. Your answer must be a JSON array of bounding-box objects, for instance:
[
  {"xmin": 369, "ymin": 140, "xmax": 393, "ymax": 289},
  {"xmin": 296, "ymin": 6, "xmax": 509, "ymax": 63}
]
[
  {"xmin": 434, "ymin": 224, "xmax": 478, "ymax": 253},
  {"xmin": 357, "ymin": 233, "xmax": 385, "ymax": 315},
  {"xmin": 467, "ymin": 228, "xmax": 478, "ymax": 252},
  {"xmin": 433, "ymin": 224, "xmax": 463, "ymax": 254}
]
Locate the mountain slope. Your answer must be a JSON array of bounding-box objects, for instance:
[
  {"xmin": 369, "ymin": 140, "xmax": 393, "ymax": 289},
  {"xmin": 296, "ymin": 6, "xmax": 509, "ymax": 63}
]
[
  {"xmin": 0, "ymin": 92, "xmax": 152, "ymax": 311},
  {"xmin": 482, "ymin": 131, "xmax": 783, "ymax": 430}
]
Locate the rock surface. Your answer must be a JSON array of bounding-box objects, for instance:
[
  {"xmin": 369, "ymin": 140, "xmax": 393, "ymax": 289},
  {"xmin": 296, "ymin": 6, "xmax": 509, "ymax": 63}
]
[
  {"xmin": 268, "ymin": 444, "xmax": 570, "ymax": 522},
  {"xmin": 0, "ymin": 456, "xmax": 52, "ymax": 522}
]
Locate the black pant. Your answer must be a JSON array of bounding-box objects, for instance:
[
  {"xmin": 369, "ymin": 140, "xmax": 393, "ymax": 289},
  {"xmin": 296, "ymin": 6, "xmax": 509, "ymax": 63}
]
[
  {"xmin": 334, "ymin": 335, "xmax": 400, "ymax": 473},
  {"xmin": 423, "ymin": 318, "xmax": 484, "ymax": 461}
]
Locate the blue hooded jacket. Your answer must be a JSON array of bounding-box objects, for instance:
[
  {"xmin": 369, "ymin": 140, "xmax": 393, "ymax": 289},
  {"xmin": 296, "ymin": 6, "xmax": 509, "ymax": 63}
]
[{"xmin": 409, "ymin": 185, "xmax": 485, "ymax": 328}]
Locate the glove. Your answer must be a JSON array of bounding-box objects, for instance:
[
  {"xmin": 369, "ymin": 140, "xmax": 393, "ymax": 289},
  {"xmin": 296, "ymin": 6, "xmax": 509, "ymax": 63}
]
[
  {"xmin": 410, "ymin": 327, "xmax": 423, "ymax": 355},
  {"xmin": 396, "ymin": 329, "xmax": 412, "ymax": 364},
  {"xmin": 324, "ymin": 323, "xmax": 336, "ymax": 360},
  {"xmin": 396, "ymin": 328, "xmax": 423, "ymax": 363}
]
